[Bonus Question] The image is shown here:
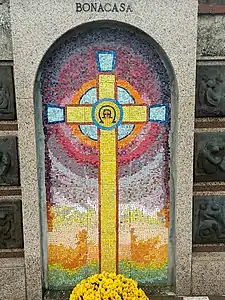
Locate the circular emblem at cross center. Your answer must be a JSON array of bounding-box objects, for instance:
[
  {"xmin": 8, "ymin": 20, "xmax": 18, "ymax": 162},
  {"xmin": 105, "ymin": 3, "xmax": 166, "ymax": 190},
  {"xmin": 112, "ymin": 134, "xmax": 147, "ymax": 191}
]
[{"xmin": 92, "ymin": 99, "xmax": 123, "ymax": 130}]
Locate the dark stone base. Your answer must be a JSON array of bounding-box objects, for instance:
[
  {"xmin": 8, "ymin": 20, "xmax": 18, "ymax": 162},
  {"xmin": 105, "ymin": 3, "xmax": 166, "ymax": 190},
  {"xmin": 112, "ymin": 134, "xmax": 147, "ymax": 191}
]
[
  {"xmin": 44, "ymin": 291, "xmax": 176, "ymax": 300},
  {"xmin": 43, "ymin": 290, "xmax": 71, "ymax": 300},
  {"xmin": 43, "ymin": 291, "xmax": 225, "ymax": 300},
  {"xmin": 43, "ymin": 289, "xmax": 175, "ymax": 300},
  {"xmin": 43, "ymin": 283, "xmax": 175, "ymax": 299}
]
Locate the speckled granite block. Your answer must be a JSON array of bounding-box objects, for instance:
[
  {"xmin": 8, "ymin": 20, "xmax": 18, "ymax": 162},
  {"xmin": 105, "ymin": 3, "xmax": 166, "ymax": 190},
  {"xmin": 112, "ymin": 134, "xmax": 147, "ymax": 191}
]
[
  {"xmin": 192, "ymin": 252, "xmax": 225, "ymax": 295},
  {"xmin": 15, "ymin": 98, "xmax": 42, "ymax": 300},
  {"xmin": 0, "ymin": 267, "xmax": 26, "ymax": 300},
  {"xmin": 0, "ymin": 258, "xmax": 26, "ymax": 300},
  {"xmin": 10, "ymin": 0, "xmax": 198, "ymax": 297},
  {"xmin": 0, "ymin": 0, "xmax": 13, "ymax": 60}
]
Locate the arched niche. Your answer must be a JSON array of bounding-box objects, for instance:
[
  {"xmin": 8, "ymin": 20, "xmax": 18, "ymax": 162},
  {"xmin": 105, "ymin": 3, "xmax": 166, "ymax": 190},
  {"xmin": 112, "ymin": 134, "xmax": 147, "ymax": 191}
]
[{"xmin": 34, "ymin": 20, "xmax": 177, "ymax": 292}]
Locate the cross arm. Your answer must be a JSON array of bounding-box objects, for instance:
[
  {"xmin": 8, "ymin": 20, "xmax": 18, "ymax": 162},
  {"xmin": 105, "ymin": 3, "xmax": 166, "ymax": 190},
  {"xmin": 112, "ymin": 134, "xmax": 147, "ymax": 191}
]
[
  {"xmin": 122, "ymin": 105, "xmax": 148, "ymax": 123},
  {"xmin": 122, "ymin": 104, "xmax": 168, "ymax": 125},
  {"xmin": 66, "ymin": 105, "xmax": 93, "ymax": 124},
  {"xmin": 46, "ymin": 104, "xmax": 93, "ymax": 124}
]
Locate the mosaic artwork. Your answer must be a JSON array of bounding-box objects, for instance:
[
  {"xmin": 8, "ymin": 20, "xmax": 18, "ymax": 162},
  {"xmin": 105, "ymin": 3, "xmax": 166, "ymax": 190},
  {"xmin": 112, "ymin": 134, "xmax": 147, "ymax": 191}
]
[{"xmin": 37, "ymin": 22, "xmax": 171, "ymax": 290}]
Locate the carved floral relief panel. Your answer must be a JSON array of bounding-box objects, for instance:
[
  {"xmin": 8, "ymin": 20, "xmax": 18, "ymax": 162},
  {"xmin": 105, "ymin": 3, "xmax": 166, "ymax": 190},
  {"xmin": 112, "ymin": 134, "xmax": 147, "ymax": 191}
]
[
  {"xmin": 0, "ymin": 137, "xmax": 20, "ymax": 185},
  {"xmin": 193, "ymin": 196, "xmax": 225, "ymax": 244},
  {"xmin": 194, "ymin": 132, "xmax": 225, "ymax": 182},
  {"xmin": 0, "ymin": 66, "xmax": 16, "ymax": 120},
  {"xmin": 196, "ymin": 66, "xmax": 225, "ymax": 117},
  {"xmin": 0, "ymin": 199, "xmax": 23, "ymax": 249}
]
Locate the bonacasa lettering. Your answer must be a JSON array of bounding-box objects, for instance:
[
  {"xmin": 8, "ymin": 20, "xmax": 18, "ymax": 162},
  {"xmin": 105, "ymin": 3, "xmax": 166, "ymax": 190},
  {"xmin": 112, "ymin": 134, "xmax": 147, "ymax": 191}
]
[{"xmin": 75, "ymin": 2, "xmax": 133, "ymax": 13}]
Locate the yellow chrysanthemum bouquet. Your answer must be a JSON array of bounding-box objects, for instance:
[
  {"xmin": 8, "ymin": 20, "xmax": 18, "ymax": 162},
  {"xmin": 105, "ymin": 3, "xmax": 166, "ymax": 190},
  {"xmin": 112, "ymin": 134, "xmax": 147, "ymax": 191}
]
[{"xmin": 70, "ymin": 272, "xmax": 149, "ymax": 300}]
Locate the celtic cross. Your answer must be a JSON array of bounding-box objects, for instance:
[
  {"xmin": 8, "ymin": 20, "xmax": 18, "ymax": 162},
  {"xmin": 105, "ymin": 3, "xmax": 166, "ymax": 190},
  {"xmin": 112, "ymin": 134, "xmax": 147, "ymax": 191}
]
[{"xmin": 46, "ymin": 50, "xmax": 168, "ymax": 273}]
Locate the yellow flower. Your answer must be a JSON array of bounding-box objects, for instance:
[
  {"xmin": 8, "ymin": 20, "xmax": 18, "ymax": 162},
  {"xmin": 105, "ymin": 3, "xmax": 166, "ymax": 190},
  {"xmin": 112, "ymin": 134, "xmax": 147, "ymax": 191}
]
[{"xmin": 69, "ymin": 272, "xmax": 148, "ymax": 300}]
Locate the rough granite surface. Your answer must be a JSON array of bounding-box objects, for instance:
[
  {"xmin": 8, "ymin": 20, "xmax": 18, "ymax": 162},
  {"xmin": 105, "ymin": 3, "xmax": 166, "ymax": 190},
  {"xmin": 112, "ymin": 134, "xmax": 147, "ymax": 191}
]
[
  {"xmin": 0, "ymin": 0, "xmax": 12, "ymax": 60},
  {"xmin": 198, "ymin": 15, "xmax": 225, "ymax": 57},
  {"xmin": 192, "ymin": 253, "xmax": 225, "ymax": 295},
  {"xmin": 0, "ymin": 258, "xmax": 25, "ymax": 300}
]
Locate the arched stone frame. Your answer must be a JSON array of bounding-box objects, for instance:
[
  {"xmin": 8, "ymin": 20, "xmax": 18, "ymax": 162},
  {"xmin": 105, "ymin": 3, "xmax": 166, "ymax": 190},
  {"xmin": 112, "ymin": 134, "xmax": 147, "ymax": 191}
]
[
  {"xmin": 10, "ymin": 1, "xmax": 198, "ymax": 298},
  {"xmin": 34, "ymin": 20, "xmax": 177, "ymax": 292}
]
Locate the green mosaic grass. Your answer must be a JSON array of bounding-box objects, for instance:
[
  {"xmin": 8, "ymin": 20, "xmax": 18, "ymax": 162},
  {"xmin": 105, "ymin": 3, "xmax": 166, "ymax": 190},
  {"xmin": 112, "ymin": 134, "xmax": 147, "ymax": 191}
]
[{"xmin": 48, "ymin": 261, "xmax": 168, "ymax": 290}]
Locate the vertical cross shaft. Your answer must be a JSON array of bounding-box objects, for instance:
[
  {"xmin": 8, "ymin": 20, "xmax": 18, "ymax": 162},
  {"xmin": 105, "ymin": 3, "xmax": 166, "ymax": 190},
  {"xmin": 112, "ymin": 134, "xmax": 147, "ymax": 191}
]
[{"xmin": 98, "ymin": 73, "xmax": 118, "ymax": 273}]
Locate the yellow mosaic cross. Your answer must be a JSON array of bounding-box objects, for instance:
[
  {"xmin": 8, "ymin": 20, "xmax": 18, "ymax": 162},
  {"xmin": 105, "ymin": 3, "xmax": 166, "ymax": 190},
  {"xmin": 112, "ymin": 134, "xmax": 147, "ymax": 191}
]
[{"xmin": 46, "ymin": 50, "xmax": 167, "ymax": 273}]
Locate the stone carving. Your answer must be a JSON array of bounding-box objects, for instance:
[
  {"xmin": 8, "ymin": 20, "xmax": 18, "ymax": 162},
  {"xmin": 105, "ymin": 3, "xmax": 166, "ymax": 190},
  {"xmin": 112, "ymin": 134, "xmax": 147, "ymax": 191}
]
[
  {"xmin": 199, "ymin": 0, "xmax": 225, "ymax": 3},
  {"xmin": 198, "ymin": 0, "xmax": 225, "ymax": 4},
  {"xmin": 194, "ymin": 132, "xmax": 225, "ymax": 182},
  {"xmin": 193, "ymin": 196, "xmax": 225, "ymax": 244},
  {"xmin": 0, "ymin": 199, "xmax": 23, "ymax": 248},
  {"xmin": 197, "ymin": 16, "xmax": 225, "ymax": 57},
  {"xmin": 0, "ymin": 137, "xmax": 20, "ymax": 185},
  {"xmin": 196, "ymin": 66, "xmax": 225, "ymax": 117},
  {"xmin": 0, "ymin": 66, "xmax": 16, "ymax": 120}
]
